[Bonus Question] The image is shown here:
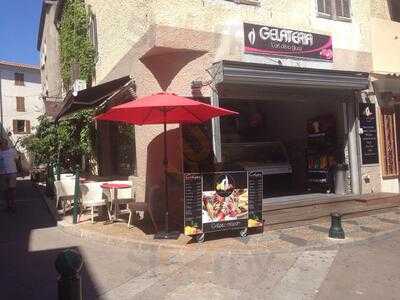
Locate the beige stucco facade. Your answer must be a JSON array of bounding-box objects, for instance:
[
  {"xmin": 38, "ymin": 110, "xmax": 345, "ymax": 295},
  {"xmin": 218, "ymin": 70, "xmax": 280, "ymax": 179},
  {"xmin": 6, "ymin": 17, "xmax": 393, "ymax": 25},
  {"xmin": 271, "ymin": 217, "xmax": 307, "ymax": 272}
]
[
  {"xmin": 37, "ymin": 1, "xmax": 400, "ymax": 221},
  {"xmin": 85, "ymin": 0, "xmax": 390, "ymax": 204}
]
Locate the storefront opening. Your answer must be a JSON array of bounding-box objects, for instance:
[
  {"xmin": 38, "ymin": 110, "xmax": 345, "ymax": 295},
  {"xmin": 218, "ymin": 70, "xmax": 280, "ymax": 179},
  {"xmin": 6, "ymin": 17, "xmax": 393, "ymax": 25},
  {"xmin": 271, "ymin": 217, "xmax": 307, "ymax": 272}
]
[{"xmin": 219, "ymin": 84, "xmax": 353, "ymax": 199}]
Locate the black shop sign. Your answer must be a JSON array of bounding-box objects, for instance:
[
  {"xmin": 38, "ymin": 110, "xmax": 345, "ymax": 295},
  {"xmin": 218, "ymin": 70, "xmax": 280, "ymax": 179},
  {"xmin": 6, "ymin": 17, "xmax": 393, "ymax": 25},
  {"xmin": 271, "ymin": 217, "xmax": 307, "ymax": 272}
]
[
  {"xmin": 359, "ymin": 103, "xmax": 379, "ymax": 164},
  {"xmin": 244, "ymin": 23, "xmax": 333, "ymax": 61}
]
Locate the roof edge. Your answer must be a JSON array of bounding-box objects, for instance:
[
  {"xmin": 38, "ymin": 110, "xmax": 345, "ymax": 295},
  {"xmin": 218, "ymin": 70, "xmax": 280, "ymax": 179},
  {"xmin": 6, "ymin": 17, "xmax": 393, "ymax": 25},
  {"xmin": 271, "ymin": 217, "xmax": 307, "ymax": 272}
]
[{"xmin": 0, "ymin": 60, "xmax": 40, "ymax": 70}]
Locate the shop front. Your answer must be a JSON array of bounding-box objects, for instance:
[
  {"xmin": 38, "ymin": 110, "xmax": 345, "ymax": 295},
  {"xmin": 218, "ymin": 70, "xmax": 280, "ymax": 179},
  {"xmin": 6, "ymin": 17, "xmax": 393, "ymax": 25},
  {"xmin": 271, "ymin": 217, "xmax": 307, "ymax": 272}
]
[{"xmin": 191, "ymin": 61, "xmax": 369, "ymax": 204}]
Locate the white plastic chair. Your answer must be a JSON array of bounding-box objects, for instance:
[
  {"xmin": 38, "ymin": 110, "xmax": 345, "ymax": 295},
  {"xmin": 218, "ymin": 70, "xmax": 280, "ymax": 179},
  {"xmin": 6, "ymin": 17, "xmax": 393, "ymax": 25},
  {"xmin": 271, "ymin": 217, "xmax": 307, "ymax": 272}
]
[
  {"xmin": 60, "ymin": 173, "xmax": 75, "ymax": 180},
  {"xmin": 54, "ymin": 180, "xmax": 75, "ymax": 216},
  {"xmin": 112, "ymin": 180, "xmax": 158, "ymax": 231},
  {"xmin": 79, "ymin": 182, "xmax": 109, "ymax": 224}
]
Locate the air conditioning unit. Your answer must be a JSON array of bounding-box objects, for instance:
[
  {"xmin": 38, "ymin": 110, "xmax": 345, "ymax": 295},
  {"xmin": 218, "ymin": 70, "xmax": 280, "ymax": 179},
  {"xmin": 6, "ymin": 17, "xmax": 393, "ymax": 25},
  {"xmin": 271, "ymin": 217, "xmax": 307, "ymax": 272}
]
[{"xmin": 72, "ymin": 79, "xmax": 87, "ymax": 96}]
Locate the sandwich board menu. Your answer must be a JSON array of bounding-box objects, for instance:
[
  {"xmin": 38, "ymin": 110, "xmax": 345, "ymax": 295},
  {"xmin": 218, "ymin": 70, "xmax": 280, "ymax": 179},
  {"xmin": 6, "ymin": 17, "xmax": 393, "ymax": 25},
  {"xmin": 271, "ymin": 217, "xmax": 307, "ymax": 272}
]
[{"xmin": 184, "ymin": 171, "xmax": 263, "ymax": 236}]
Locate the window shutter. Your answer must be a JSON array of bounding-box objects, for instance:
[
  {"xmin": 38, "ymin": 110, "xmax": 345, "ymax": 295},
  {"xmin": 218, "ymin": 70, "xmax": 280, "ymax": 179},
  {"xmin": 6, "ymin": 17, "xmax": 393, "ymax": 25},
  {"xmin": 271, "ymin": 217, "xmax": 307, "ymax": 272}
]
[
  {"xmin": 16, "ymin": 97, "xmax": 25, "ymax": 112},
  {"xmin": 317, "ymin": 0, "xmax": 332, "ymax": 16},
  {"xmin": 336, "ymin": 0, "xmax": 350, "ymax": 18},
  {"xmin": 379, "ymin": 107, "xmax": 399, "ymax": 178},
  {"xmin": 13, "ymin": 120, "xmax": 17, "ymax": 134},
  {"xmin": 14, "ymin": 73, "xmax": 24, "ymax": 86},
  {"xmin": 335, "ymin": 0, "xmax": 343, "ymax": 16},
  {"xmin": 342, "ymin": 0, "xmax": 350, "ymax": 18},
  {"xmin": 26, "ymin": 120, "xmax": 31, "ymax": 134}
]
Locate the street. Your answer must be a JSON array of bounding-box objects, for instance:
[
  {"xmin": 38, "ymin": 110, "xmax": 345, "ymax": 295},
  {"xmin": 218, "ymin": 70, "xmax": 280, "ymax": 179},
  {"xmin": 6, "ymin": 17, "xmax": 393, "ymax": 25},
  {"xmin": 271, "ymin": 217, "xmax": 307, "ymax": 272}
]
[{"xmin": 1, "ymin": 179, "xmax": 400, "ymax": 299}]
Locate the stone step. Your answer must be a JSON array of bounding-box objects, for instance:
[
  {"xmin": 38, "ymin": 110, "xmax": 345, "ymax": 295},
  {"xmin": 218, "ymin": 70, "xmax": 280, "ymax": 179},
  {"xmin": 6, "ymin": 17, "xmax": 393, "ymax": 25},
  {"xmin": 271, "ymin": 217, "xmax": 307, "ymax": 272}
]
[{"xmin": 263, "ymin": 193, "xmax": 400, "ymax": 229}]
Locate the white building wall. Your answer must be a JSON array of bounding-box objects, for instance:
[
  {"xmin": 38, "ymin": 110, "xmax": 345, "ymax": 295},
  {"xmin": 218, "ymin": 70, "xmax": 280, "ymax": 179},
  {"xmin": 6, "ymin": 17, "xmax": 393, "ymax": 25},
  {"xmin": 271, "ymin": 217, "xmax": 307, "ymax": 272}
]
[{"xmin": 0, "ymin": 63, "xmax": 43, "ymax": 150}]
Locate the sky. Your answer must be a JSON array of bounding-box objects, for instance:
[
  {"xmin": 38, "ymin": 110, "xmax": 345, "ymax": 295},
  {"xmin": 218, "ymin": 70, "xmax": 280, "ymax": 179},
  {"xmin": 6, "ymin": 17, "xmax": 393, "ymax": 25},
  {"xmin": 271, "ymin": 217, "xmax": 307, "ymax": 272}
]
[{"xmin": 0, "ymin": 0, "xmax": 42, "ymax": 65}]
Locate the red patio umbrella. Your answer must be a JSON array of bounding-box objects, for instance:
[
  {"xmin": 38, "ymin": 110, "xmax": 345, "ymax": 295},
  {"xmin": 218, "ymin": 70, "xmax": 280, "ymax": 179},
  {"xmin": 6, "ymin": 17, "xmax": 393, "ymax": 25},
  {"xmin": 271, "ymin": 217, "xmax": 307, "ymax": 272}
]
[{"xmin": 96, "ymin": 92, "xmax": 238, "ymax": 238}]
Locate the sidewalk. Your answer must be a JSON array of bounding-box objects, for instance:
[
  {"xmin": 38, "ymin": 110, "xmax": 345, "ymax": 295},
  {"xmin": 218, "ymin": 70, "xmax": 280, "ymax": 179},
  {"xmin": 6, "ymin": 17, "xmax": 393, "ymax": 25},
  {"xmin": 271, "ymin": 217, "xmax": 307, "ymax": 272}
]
[{"xmin": 4, "ymin": 179, "xmax": 400, "ymax": 299}]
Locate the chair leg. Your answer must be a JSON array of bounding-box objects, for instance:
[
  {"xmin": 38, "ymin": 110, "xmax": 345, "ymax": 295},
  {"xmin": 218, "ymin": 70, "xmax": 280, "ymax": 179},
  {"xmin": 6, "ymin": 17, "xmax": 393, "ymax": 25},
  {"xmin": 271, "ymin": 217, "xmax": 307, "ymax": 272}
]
[
  {"xmin": 127, "ymin": 205, "xmax": 132, "ymax": 228},
  {"xmin": 91, "ymin": 206, "xmax": 94, "ymax": 224},
  {"xmin": 107, "ymin": 203, "xmax": 112, "ymax": 221},
  {"xmin": 127, "ymin": 212, "xmax": 132, "ymax": 228}
]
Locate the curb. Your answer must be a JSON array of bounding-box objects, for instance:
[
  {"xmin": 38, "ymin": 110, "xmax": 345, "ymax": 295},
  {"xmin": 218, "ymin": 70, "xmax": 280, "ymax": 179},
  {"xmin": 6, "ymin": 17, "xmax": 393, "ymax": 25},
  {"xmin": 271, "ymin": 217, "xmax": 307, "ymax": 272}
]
[
  {"xmin": 58, "ymin": 221, "xmax": 188, "ymax": 252},
  {"xmin": 57, "ymin": 221, "xmax": 272, "ymax": 255}
]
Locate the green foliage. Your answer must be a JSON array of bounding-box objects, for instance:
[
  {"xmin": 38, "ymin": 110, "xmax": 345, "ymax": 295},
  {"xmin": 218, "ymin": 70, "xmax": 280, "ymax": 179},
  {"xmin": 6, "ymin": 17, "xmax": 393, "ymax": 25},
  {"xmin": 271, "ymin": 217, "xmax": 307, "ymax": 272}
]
[
  {"xmin": 59, "ymin": 0, "xmax": 96, "ymax": 89},
  {"xmin": 22, "ymin": 110, "xmax": 97, "ymax": 173}
]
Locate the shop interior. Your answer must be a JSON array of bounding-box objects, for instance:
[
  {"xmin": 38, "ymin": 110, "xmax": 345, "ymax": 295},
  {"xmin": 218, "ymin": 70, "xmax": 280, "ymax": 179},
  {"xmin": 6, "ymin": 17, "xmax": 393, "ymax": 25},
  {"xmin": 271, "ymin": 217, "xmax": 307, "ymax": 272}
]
[{"xmin": 219, "ymin": 84, "xmax": 353, "ymax": 200}]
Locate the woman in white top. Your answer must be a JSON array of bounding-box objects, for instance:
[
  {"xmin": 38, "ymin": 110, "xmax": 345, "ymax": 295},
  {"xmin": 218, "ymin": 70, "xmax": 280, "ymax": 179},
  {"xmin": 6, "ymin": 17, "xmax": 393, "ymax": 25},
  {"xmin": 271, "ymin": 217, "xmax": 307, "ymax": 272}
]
[{"xmin": 0, "ymin": 139, "xmax": 18, "ymax": 213}]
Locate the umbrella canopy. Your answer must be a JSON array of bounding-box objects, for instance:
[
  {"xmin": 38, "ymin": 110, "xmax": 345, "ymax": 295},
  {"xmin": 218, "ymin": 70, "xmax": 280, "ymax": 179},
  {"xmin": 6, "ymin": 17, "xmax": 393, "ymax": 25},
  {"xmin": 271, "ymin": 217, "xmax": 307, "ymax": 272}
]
[
  {"xmin": 95, "ymin": 92, "xmax": 237, "ymax": 124},
  {"xmin": 95, "ymin": 92, "xmax": 238, "ymax": 238}
]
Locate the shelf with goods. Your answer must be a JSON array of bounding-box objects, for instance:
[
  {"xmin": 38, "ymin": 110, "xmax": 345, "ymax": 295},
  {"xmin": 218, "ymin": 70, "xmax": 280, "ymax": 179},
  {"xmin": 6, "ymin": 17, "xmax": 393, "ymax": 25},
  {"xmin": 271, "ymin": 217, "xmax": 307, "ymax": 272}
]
[{"xmin": 306, "ymin": 115, "xmax": 337, "ymax": 193}]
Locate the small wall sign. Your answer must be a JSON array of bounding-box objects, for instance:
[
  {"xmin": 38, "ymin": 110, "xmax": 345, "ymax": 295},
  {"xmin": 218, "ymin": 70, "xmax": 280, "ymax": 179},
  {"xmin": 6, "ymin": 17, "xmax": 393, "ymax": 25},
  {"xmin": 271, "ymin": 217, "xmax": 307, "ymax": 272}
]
[
  {"xmin": 359, "ymin": 103, "xmax": 379, "ymax": 164},
  {"xmin": 244, "ymin": 23, "xmax": 333, "ymax": 61}
]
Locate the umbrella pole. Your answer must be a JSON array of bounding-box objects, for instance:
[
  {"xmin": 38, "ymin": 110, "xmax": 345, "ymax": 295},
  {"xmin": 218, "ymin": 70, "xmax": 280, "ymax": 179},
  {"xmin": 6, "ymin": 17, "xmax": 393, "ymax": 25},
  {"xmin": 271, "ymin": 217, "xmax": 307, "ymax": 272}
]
[
  {"xmin": 163, "ymin": 117, "xmax": 169, "ymax": 234},
  {"xmin": 154, "ymin": 109, "xmax": 179, "ymax": 240}
]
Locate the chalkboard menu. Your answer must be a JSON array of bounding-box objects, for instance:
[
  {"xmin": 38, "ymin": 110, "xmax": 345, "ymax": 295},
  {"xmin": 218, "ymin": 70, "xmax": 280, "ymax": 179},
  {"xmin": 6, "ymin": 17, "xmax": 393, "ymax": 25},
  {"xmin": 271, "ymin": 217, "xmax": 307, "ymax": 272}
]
[
  {"xmin": 184, "ymin": 171, "xmax": 264, "ymax": 236},
  {"xmin": 359, "ymin": 103, "xmax": 379, "ymax": 164},
  {"xmin": 183, "ymin": 174, "xmax": 203, "ymax": 236},
  {"xmin": 248, "ymin": 171, "xmax": 263, "ymax": 224}
]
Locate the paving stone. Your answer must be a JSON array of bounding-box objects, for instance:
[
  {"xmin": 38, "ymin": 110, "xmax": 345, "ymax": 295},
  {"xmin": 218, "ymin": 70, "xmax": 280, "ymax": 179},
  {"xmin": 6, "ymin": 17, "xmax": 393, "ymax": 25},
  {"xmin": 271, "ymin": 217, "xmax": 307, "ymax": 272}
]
[
  {"xmin": 309, "ymin": 225, "xmax": 330, "ymax": 233},
  {"xmin": 359, "ymin": 226, "xmax": 381, "ymax": 234},
  {"xmin": 279, "ymin": 233, "xmax": 308, "ymax": 247},
  {"xmin": 344, "ymin": 219, "xmax": 359, "ymax": 225},
  {"xmin": 377, "ymin": 217, "xmax": 400, "ymax": 225}
]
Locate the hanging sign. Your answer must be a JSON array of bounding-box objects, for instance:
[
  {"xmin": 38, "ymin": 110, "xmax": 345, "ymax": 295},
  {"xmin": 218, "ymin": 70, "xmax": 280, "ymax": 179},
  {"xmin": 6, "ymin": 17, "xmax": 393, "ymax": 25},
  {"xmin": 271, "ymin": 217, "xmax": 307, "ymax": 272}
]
[
  {"xmin": 244, "ymin": 23, "xmax": 333, "ymax": 61},
  {"xmin": 184, "ymin": 171, "xmax": 263, "ymax": 236},
  {"xmin": 359, "ymin": 103, "xmax": 379, "ymax": 164}
]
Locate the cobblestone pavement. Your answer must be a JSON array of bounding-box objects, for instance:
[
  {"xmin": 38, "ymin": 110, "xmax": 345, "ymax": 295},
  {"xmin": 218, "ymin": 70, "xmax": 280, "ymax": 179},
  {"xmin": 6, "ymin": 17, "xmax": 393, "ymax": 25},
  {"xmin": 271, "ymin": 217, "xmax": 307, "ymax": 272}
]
[{"xmin": 2, "ymin": 179, "xmax": 400, "ymax": 299}]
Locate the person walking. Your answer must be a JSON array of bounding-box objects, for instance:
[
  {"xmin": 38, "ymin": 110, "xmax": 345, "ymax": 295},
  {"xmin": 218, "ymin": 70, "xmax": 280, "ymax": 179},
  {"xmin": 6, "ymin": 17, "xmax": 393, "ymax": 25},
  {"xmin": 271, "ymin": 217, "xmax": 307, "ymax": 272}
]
[{"xmin": 0, "ymin": 139, "xmax": 19, "ymax": 213}]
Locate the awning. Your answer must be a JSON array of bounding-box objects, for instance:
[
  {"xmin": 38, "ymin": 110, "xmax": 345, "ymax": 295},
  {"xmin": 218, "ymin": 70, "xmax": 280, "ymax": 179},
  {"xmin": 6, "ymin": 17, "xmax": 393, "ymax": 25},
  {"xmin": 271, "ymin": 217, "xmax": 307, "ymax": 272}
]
[
  {"xmin": 55, "ymin": 76, "xmax": 135, "ymax": 121},
  {"xmin": 212, "ymin": 60, "xmax": 369, "ymax": 90}
]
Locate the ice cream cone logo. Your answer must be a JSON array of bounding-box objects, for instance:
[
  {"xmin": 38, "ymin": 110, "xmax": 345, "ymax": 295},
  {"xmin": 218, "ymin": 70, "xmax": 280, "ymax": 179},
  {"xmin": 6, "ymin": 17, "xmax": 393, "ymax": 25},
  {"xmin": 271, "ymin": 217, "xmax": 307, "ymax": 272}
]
[
  {"xmin": 364, "ymin": 107, "xmax": 372, "ymax": 117},
  {"xmin": 248, "ymin": 28, "xmax": 256, "ymax": 46},
  {"xmin": 216, "ymin": 174, "xmax": 235, "ymax": 197}
]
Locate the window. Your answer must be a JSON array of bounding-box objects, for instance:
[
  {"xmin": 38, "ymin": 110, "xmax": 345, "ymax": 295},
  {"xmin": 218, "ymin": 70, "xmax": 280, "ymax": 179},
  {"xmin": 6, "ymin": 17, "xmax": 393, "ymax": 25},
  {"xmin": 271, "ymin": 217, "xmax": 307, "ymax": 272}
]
[
  {"xmin": 388, "ymin": 0, "xmax": 400, "ymax": 22},
  {"xmin": 317, "ymin": 0, "xmax": 351, "ymax": 20},
  {"xmin": 12, "ymin": 120, "xmax": 31, "ymax": 134},
  {"xmin": 14, "ymin": 73, "xmax": 24, "ymax": 86},
  {"xmin": 16, "ymin": 97, "xmax": 25, "ymax": 112},
  {"xmin": 379, "ymin": 106, "xmax": 399, "ymax": 178}
]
